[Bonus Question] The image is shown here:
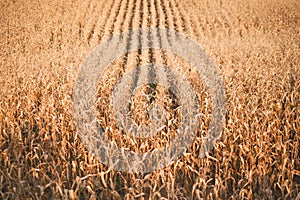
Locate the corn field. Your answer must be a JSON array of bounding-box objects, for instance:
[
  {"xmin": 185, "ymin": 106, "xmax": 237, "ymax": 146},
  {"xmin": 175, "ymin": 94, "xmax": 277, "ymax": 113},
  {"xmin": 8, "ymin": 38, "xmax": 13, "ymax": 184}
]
[{"xmin": 0, "ymin": 0, "xmax": 299, "ymax": 199}]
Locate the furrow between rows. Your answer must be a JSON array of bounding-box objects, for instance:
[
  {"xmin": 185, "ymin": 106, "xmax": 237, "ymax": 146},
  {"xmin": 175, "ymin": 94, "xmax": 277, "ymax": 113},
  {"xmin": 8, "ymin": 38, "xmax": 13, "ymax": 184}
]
[
  {"xmin": 83, "ymin": 0, "xmax": 104, "ymax": 43},
  {"xmin": 100, "ymin": 0, "xmax": 122, "ymax": 40},
  {"xmin": 112, "ymin": 0, "xmax": 131, "ymax": 34},
  {"xmin": 88, "ymin": 0, "xmax": 117, "ymax": 44},
  {"xmin": 173, "ymin": 0, "xmax": 195, "ymax": 37}
]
